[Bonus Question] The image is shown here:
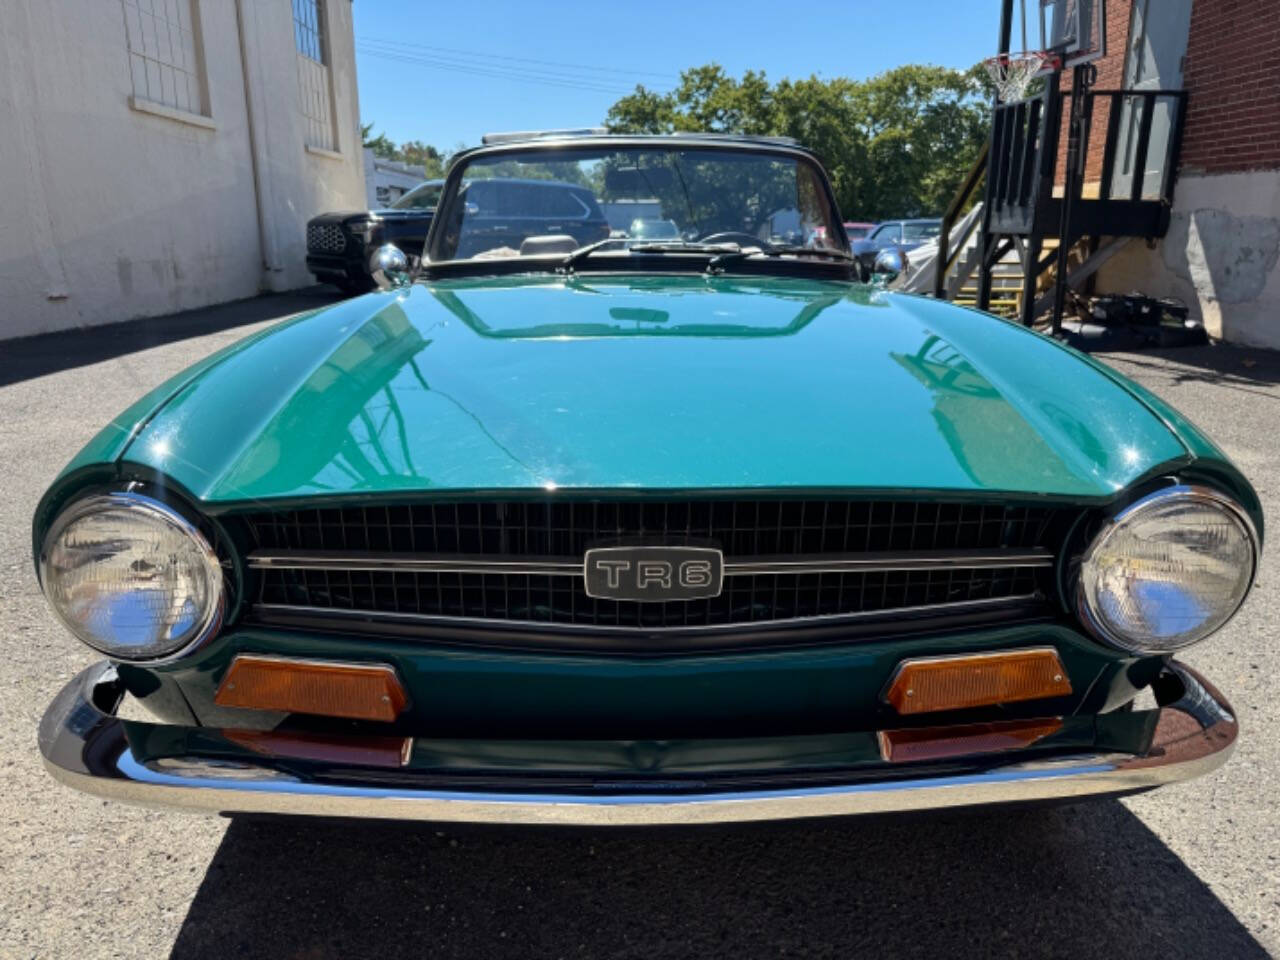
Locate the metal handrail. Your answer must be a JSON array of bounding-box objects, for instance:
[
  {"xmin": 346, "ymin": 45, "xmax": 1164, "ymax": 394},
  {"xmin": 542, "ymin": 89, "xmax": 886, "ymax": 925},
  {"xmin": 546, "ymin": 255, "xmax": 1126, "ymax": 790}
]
[
  {"xmin": 933, "ymin": 142, "xmax": 989, "ymax": 299},
  {"xmin": 939, "ymin": 85, "xmax": 1188, "ymax": 314}
]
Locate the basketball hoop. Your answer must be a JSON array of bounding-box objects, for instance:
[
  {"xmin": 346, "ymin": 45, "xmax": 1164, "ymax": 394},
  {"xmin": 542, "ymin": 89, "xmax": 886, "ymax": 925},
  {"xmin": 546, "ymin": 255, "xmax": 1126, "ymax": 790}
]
[{"xmin": 982, "ymin": 51, "xmax": 1060, "ymax": 102}]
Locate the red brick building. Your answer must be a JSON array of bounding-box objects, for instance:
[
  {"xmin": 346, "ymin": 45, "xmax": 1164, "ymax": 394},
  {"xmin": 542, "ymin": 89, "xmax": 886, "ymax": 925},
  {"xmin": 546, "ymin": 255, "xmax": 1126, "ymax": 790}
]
[{"xmin": 1091, "ymin": 0, "xmax": 1280, "ymax": 347}]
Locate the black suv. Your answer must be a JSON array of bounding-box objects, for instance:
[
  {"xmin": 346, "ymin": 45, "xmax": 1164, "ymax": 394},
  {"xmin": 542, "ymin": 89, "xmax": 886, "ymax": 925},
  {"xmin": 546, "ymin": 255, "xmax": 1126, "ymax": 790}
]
[
  {"xmin": 449, "ymin": 178, "xmax": 611, "ymax": 259},
  {"xmin": 305, "ymin": 180, "xmax": 443, "ymax": 293}
]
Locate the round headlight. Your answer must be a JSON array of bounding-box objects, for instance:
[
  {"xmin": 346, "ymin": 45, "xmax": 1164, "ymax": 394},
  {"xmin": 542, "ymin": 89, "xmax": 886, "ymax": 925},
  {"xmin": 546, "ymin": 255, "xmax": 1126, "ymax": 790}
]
[
  {"xmin": 39, "ymin": 492, "xmax": 224, "ymax": 662},
  {"xmin": 1078, "ymin": 485, "xmax": 1257, "ymax": 654}
]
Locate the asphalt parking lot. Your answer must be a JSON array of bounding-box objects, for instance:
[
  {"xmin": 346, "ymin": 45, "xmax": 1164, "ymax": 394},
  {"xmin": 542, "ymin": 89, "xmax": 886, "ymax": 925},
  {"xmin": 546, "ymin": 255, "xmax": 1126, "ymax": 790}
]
[{"xmin": 1, "ymin": 291, "xmax": 1277, "ymax": 959}]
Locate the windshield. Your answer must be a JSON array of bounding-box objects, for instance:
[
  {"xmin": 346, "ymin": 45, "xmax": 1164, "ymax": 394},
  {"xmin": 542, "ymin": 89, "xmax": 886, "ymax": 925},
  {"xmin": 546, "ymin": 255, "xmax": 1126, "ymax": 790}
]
[
  {"xmin": 630, "ymin": 218, "xmax": 680, "ymax": 240},
  {"xmin": 390, "ymin": 181, "xmax": 444, "ymax": 210},
  {"xmin": 432, "ymin": 145, "xmax": 846, "ymax": 264},
  {"xmin": 903, "ymin": 221, "xmax": 942, "ymax": 241}
]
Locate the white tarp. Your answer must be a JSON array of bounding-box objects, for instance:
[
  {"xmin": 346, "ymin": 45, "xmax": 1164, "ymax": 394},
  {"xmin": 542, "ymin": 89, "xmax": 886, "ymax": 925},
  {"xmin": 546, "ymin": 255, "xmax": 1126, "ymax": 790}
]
[{"xmin": 898, "ymin": 203, "xmax": 984, "ymax": 294}]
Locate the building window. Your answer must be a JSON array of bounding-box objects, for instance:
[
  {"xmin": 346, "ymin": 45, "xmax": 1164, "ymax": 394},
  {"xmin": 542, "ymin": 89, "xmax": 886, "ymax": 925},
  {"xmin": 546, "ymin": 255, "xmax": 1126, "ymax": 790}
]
[
  {"xmin": 121, "ymin": 0, "xmax": 207, "ymax": 116},
  {"xmin": 293, "ymin": 0, "xmax": 325, "ymax": 62},
  {"xmin": 293, "ymin": 0, "xmax": 337, "ymax": 151}
]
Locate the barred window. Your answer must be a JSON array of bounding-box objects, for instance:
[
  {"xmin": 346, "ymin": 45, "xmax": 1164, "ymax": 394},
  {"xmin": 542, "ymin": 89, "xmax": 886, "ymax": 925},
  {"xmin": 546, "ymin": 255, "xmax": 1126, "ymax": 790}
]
[
  {"xmin": 292, "ymin": 0, "xmax": 325, "ymax": 63},
  {"xmin": 293, "ymin": 0, "xmax": 338, "ymax": 151},
  {"xmin": 121, "ymin": 0, "xmax": 207, "ymax": 116}
]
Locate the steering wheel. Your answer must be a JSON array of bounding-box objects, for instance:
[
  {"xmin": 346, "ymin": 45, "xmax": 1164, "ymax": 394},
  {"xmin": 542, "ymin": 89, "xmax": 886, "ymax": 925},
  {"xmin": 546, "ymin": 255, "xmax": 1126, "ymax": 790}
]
[{"xmin": 698, "ymin": 231, "xmax": 774, "ymax": 250}]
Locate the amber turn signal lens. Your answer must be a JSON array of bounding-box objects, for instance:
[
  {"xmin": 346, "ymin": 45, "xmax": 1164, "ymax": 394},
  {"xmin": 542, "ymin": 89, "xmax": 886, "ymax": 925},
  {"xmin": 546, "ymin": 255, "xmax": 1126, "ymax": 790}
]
[
  {"xmin": 224, "ymin": 729, "xmax": 413, "ymax": 768},
  {"xmin": 215, "ymin": 655, "xmax": 408, "ymax": 722},
  {"xmin": 885, "ymin": 647, "xmax": 1070, "ymax": 715},
  {"xmin": 878, "ymin": 717, "xmax": 1062, "ymax": 763}
]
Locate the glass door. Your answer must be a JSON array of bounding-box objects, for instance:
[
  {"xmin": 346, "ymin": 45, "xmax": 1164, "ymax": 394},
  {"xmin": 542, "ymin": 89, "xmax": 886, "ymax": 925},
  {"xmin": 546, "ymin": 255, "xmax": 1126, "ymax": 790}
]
[{"xmin": 1112, "ymin": 0, "xmax": 1193, "ymax": 200}]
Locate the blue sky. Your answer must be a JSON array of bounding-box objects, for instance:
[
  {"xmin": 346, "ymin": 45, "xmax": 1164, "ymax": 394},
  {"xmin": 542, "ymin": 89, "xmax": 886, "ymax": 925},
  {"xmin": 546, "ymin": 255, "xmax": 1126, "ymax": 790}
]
[{"xmin": 352, "ymin": 1, "xmax": 999, "ymax": 151}]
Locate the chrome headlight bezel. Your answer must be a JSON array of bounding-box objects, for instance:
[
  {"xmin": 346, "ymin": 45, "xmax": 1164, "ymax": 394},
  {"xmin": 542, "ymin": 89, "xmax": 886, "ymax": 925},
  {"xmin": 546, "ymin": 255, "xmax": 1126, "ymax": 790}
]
[
  {"xmin": 39, "ymin": 491, "xmax": 225, "ymax": 664},
  {"xmin": 1076, "ymin": 484, "xmax": 1259, "ymax": 655}
]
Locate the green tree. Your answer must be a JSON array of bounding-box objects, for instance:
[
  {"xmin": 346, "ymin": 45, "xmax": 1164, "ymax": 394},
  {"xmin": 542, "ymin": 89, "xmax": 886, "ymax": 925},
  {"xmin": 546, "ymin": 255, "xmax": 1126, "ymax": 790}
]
[
  {"xmin": 361, "ymin": 122, "xmax": 399, "ymax": 160},
  {"xmin": 361, "ymin": 124, "xmax": 450, "ymax": 177},
  {"xmin": 607, "ymin": 65, "xmax": 775, "ymax": 135},
  {"xmin": 604, "ymin": 86, "xmax": 678, "ymax": 134},
  {"xmin": 398, "ymin": 141, "xmax": 444, "ymax": 178},
  {"xmin": 606, "ymin": 63, "xmax": 991, "ymax": 221}
]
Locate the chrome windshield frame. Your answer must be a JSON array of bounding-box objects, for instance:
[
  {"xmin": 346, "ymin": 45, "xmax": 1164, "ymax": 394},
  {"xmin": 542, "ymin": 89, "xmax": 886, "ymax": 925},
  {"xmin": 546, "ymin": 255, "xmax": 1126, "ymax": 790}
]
[{"xmin": 420, "ymin": 135, "xmax": 852, "ymax": 278}]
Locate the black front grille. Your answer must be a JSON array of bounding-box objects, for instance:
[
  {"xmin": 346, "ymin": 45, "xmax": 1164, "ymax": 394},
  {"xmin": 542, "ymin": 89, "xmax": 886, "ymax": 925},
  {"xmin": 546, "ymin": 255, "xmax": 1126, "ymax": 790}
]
[
  {"xmin": 306, "ymin": 222, "xmax": 346, "ymax": 253},
  {"xmin": 244, "ymin": 500, "xmax": 1056, "ymax": 557},
  {"xmin": 240, "ymin": 499, "xmax": 1059, "ymax": 634},
  {"xmin": 257, "ymin": 565, "xmax": 1042, "ymax": 629},
  {"xmin": 240, "ymin": 499, "xmax": 1063, "ymax": 633}
]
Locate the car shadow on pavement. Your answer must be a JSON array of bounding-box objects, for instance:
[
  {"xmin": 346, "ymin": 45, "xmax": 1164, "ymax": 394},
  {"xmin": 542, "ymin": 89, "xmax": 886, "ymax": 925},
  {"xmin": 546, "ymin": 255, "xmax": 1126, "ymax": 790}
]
[
  {"xmin": 169, "ymin": 800, "xmax": 1268, "ymax": 960},
  {"xmin": 1101, "ymin": 342, "xmax": 1280, "ymax": 396},
  {"xmin": 0, "ymin": 287, "xmax": 346, "ymax": 388}
]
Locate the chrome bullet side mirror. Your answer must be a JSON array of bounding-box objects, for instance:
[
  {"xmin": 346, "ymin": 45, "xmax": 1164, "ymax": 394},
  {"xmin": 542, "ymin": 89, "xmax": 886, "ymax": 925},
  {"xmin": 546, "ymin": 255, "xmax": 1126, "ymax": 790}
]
[
  {"xmin": 369, "ymin": 244, "xmax": 410, "ymax": 290},
  {"xmin": 871, "ymin": 248, "xmax": 907, "ymax": 285}
]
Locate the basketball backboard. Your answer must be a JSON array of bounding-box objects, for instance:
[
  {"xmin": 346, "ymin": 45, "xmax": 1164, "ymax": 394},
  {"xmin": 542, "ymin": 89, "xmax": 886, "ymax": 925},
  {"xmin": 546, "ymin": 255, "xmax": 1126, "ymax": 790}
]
[{"xmin": 1041, "ymin": 0, "xmax": 1106, "ymax": 66}]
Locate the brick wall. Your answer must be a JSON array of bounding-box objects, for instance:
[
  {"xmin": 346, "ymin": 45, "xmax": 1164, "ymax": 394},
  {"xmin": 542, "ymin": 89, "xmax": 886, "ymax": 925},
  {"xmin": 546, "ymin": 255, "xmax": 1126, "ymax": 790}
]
[
  {"xmin": 1058, "ymin": 0, "xmax": 1280, "ymax": 186},
  {"xmin": 1091, "ymin": 0, "xmax": 1280, "ymax": 350},
  {"xmin": 1179, "ymin": 0, "xmax": 1280, "ymax": 175},
  {"xmin": 1052, "ymin": 0, "xmax": 1132, "ymax": 188},
  {"xmin": 1081, "ymin": 0, "xmax": 1133, "ymax": 183}
]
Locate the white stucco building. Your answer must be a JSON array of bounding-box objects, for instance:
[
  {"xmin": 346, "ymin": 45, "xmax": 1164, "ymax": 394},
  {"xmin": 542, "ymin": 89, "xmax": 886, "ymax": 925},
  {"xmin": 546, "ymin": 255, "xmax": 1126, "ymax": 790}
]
[
  {"xmin": 364, "ymin": 150, "xmax": 430, "ymax": 208},
  {"xmin": 0, "ymin": 0, "xmax": 367, "ymax": 341}
]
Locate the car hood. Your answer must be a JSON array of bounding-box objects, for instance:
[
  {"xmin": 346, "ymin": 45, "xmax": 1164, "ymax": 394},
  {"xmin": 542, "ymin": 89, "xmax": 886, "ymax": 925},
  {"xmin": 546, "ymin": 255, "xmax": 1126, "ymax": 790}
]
[
  {"xmin": 851, "ymin": 238, "xmax": 928, "ymax": 255},
  {"xmin": 310, "ymin": 210, "xmax": 433, "ymax": 225},
  {"xmin": 370, "ymin": 209, "xmax": 434, "ymax": 222},
  {"xmin": 120, "ymin": 274, "xmax": 1189, "ymax": 504}
]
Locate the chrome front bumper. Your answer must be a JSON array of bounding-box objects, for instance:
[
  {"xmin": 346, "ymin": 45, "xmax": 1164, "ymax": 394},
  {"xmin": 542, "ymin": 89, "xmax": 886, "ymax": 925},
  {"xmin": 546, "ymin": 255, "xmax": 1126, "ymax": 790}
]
[{"xmin": 39, "ymin": 661, "xmax": 1237, "ymax": 826}]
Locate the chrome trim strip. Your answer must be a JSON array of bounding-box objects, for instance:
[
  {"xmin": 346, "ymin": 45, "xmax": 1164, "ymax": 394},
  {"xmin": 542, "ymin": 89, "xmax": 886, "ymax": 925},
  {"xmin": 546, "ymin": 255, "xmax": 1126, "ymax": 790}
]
[
  {"xmin": 251, "ymin": 593, "xmax": 1043, "ymax": 635},
  {"xmin": 724, "ymin": 550, "xmax": 1052, "ymax": 575},
  {"xmin": 39, "ymin": 661, "xmax": 1238, "ymax": 825},
  {"xmin": 246, "ymin": 548, "xmax": 1053, "ymax": 578},
  {"xmin": 249, "ymin": 553, "xmax": 584, "ymax": 576}
]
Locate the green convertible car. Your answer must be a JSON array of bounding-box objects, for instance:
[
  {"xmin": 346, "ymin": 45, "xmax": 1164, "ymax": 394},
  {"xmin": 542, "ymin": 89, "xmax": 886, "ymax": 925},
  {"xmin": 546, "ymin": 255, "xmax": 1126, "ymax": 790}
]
[{"xmin": 37, "ymin": 132, "xmax": 1259, "ymax": 825}]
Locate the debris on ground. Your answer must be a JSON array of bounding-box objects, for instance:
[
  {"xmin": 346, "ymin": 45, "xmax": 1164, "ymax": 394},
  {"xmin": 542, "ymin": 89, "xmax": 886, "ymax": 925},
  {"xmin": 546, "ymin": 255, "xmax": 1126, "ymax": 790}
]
[{"xmin": 1037, "ymin": 292, "xmax": 1209, "ymax": 352}]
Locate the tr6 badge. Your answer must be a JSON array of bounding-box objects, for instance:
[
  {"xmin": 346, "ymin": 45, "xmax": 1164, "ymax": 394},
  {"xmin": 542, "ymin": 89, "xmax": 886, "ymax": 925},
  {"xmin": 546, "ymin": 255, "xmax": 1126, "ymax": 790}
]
[{"xmin": 583, "ymin": 546, "xmax": 724, "ymax": 602}]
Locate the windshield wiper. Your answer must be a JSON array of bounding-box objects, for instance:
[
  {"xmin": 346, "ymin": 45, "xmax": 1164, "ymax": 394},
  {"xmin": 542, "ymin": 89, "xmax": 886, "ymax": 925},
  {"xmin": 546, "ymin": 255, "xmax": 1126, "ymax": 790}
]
[
  {"xmin": 706, "ymin": 245, "xmax": 858, "ymax": 272},
  {"xmin": 769, "ymin": 245, "xmax": 858, "ymax": 262},
  {"xmin": 561, "ymin": 240, "xmax": 743, "ymax": 273},
  {"xmin": 629, "ymin": 241, "xmax": 742, "ymax": 254},
  {"xmin": 563, "ymin": 239, "xmax": 843, "ymax": 275},
  {"xmin": 559, "ymin": 238, "xmax": 624, "ymax": 272}
]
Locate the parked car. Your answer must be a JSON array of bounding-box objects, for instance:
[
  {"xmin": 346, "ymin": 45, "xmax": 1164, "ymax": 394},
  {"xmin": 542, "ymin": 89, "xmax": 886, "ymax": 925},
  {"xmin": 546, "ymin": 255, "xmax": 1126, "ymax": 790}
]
[
  {"xmin": 851, "ymin": 218, "xmax": 943, "ymax": 275},
  {"xmin": 37, "ymin": 131, "xmax": 1257, "ymax": 828},
  {"xmin": 627, "ymin": 217, "xmax": 681, "ymax": 240},
  {"xmin": 305, "ymin": 179, "xmax": 444, "ymax": 294},
  {"xmin": 843, "ymin": 220, "xmax": 875, "ymax": 240},
  {"xmin": 452, "ymin": 177, "xmax": 611, "ymax": 259}
]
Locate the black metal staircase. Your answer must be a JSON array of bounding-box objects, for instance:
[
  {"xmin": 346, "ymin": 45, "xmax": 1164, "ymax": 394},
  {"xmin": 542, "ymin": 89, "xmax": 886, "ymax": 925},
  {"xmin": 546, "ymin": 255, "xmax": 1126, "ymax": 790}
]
[{"xmin": 934, "ymin": 12, "xmax": 1188, "ymax": 331}]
